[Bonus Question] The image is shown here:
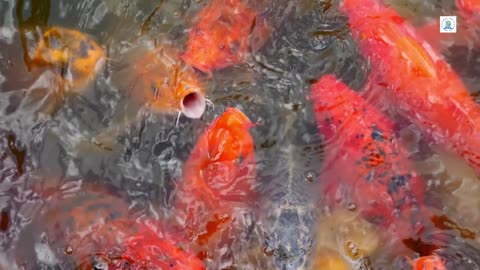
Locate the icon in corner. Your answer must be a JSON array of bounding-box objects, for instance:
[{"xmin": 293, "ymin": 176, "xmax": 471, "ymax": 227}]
[{"xmin": 440, "ymin": 16, "xmax": 457, "ymax": 33}]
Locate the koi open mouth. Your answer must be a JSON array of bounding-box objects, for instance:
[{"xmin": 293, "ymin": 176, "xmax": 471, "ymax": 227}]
[{"xmin": 180, "ymin": 91, "xmax": 206, "ymax": 119}]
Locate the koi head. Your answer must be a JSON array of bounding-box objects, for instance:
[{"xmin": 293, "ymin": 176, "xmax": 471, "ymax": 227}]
[
  {"xmin": 167, "ymin": 61, "xmax": 206, "ymax": 119},
  {"xmin": 182, "ymin": 107, "xmax": 256, "ymax": 205},
  {"xmin": 136, "ymin": 47, "xmax": 206, "ymax": 119},
  {"xmin": 206, "ymin": 107, "xmax": 255, "ymax": 162},
  {"xmin": 201, "ymin": 107, "xmax": 256, "ymax": 200},
  {"xmin": 180, "ymin": 90, "xmax": 207, "ymax": 119}
]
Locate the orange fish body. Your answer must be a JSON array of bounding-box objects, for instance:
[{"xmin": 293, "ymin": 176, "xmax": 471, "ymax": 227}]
[
  {"xmin": 175, "ymin": 107, "xmax": 257, "ymax": 260},
  {"xmin": 19, "ymin": 183, "xmax": 204, "ymax": 270},
  {"xmin": 31, "ymin": 27, "xmax": 105, "ymax": 93},
  {"xmin": 311, "ymin": 75, "xmax": 427, "ymax": 239},
  {"xmin": 410, "ymin": 254, "xmax": 447, "ymax": 270},
  {"xmin": 181, "ymin": 0, "xmax": 269, "ymax": 74},
  {"xmin": 132, "ymin": 44, "xmax": 206, "ymax": 119},
  {"xmin": 341, "ymin": 0, "xmax": 480, "ymax": 174}
]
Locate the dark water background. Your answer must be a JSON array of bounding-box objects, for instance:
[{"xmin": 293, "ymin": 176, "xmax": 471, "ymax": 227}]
[{"xmin": 0, "ymin": 0, "xmax": 480, "ymax": 269}]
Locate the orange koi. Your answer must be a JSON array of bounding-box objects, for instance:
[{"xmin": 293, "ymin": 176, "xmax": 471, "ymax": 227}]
[
  {"xmin": 181, "ymin": 0, "xmax": 269, "ymax": 74},
  {"xmin": 132, "ymin": 44, "xmax": 206, "ymax": 119},
  {"xmin": 174, "ymin": 107, "xmax": 257, "ymax": 259},
  {"xmin": 19, "ymin": 183, "xmax": 204, "ymax": 270},
  {"xmin": 341, "ymin": 0, "xmax": 480, "ymax": 174},
  {"xmin": 408, "ymin": 254, "xmax": 447, "ymax": 270},
  {"xmin": 31, "ymin": 27, "xmax": 105, "ymax": 93},
  {"xmin": 311, "ymin": 75, "xmax": 427, "ymax": 239}
]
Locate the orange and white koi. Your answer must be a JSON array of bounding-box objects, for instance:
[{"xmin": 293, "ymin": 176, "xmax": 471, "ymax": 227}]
[
  {"xmin": 31, "ymin": 27, "xmax": 105, "ymax": 93},
  {"xmin": 341, "ymin": 0, "xmax": 480, "ymax": 174},
  {"xmin": 181, "ymin": 0, "xmax": 269, "ymax": 74}
]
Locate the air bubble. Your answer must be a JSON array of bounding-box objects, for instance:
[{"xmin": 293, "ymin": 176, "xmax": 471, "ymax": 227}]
[
  {"xmin": 347, "ymin": 202, "xmax": 357, "ymax": 211},
  {"xmin": 64, "ymin": 246, "xmax": 73, "ymax": 255},
  {"xmin": 304, "ymin": 170, "xmax": 318, "ymax": 182}
]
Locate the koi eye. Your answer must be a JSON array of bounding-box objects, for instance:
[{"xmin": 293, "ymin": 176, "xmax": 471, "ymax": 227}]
[{"xmin": 237, "ymin": 154, "xmax": 244, "ymax": 164}]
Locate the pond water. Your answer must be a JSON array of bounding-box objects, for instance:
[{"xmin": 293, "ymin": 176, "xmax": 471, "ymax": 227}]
[{"xmin": 0, "ymin": 0, "xmax": 479, "ymax": 269}]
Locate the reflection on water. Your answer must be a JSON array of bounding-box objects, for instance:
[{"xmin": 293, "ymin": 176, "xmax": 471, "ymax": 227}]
[{"xmin": 0, "ymin": 0, "xmax": 480, "ymax": 269}]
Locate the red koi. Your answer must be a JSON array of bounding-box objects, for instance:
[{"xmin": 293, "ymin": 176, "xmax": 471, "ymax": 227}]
[
  {"xmin": 181, "ymin": 0, "xmax": 269, "ymax": 74},
  {"xmin": 341, "ymin": 0, "xmax": 480, "ymax": 174},
  {"xmin": 174, "ymin": 107, "xmax": 257, "ymax": 259},
  {"xmin": 310, "ymin": 75, "xmax": 427, "ymax": 240}
]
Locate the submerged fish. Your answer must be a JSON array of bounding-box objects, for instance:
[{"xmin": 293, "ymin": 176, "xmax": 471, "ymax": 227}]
[
  {"xmin": 341, "ymin": 0, "xmax": 480, "ymax": 174},
  {"xmin": 16, "ymin": 182, "xmax": 204, "ymax": 270},
  {"xmin": 90, "ymin": 40, "xmax": 207, "ymax": 149},
  {"xmin": 174, "ymin": 107, "xmax": 257, "ymax": 263},
  {"xmin": 31, "ymin": 27, "xmax": 106, "ymax": 93},
  {"xmin": 311, "ymin": 75, "xmax": 427, "ymax": 242},
  {"xmin": 181, "ymin": 0, "xmax": 269, "ymax": 74},
  {"xmin": 25, "ymin": 27, "xmax": 105, "ymax": 116},
  {"xmin": 258, "ymin": 118, "xmax": 322, "ymax": 270}
]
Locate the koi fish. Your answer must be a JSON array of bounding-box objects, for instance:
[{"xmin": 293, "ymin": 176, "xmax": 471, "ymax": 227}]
[
  {"xmin": 174, "ymin": 107, "xmax": 257, "ymax": 261},
  {"xmin": 132, "ymin": 43, "xmax": 206, "ymax": 119},
  {"xmin": 408, "ymin": 254, "xmax": 447, "ymax": 270},
  {"xmin": 181, "ymin": 0, "xmax": 269, "ymax": 74},
  {"xmin": 81, "ymin": 40, "xmax": 207, "ymax": 152},
  {"xmin": 16, "ymin": 182, "xmax": 204, "ymax": 270},
  {"xmin": 310, "ymin": 75, "xmax": 427, "ymax": 240},
  {"xmin": 31, "ymin": 27, "xmax": 105, "ymax": 93},
  {"xmin": 341, "ymin": 0, "xmax": 480, "ymax": 174}
]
